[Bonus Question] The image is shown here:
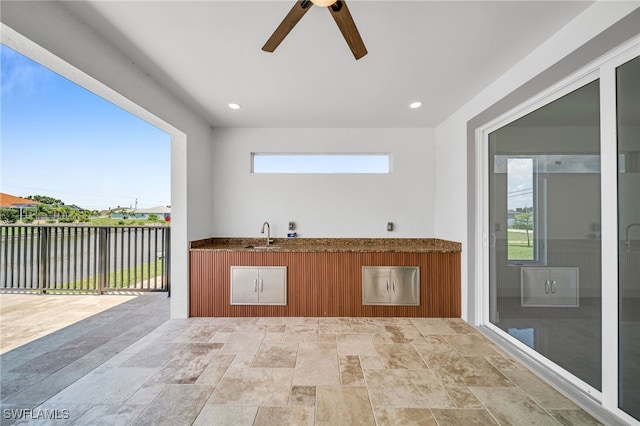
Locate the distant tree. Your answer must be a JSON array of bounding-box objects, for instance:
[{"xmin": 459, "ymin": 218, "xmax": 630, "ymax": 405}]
[
  {"xmin": 36, "ymin": 204, "xmax": 51, "ymax": 222},
  {"xmin": 513, "ymin": 211, "xmax": 534, "ymax": 246},
  {"xmin": 148, "ymin": 214, "xmax": 159, "ymax": 222},
  {"xmin": 0, "ymin": 209, "xmax": 19, "ymax": 223},
  {"xmin": 27, "ymin": 195, "xmax": 63, "ymax": 205},
  {"xmin": 61, "ymin": 205, "xmax": 72, "ymax": 219},
  {"xmin": 51, "ymin": 203, "xmax": 63, "ymax": 221},
  {"xmin": 77, "ymin": 212, "xmax": 90, "ymax": 223}
]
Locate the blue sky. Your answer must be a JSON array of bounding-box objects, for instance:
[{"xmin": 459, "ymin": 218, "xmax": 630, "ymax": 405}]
[{"xmin": 1, "ymin": 44, "xmax": 170, "ymax": 211}]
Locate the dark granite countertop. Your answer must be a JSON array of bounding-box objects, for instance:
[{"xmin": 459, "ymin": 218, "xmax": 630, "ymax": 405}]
[{"xmin": 190, "ymin": 237, "xmax": 461, "ymax": 253}]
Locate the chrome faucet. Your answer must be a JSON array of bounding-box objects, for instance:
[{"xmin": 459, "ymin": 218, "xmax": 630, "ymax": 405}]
[
  {"xmin": 261, "ymin": 221, "xmax": 273, "ymax": 245},
  {"xmin": 625, "ymin": 223, "xmax": 640, "ymax": 251}
]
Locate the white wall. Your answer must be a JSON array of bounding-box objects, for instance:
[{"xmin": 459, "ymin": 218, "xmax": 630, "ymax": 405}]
[
  {"xmin": 211, "ymin": 128, "xmax": 435, "ymax": 238},
  {"xmin": 1, "ymin": 1, "xmax": 215, "ymax": 318},
  {"xmin": 434, "ymin": 2, "xmax": 640, "ymax": 322}
]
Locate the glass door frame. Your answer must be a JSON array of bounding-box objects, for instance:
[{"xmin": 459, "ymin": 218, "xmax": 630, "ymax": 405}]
[{"xmin": 475, "ymin": 36, "xmax": 640, "ymax": 424}]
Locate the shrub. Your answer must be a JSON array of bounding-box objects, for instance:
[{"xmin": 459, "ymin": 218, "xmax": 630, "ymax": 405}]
[
  {"xmin": 0, "ymin": 209, "xmax": 18, "ymax": 223},
  {"xmin": 22, "ymin": 217, "xmax": 35, "ymax": 224},
  {"xmin": 59, "ymin": 217, "xmax": 74, "ymax": 223},
  {"xmin": 46, "ymin": 219, "xmax": 56, "ymax": 224},
  {"xmin": 118, "ymin": 220, "xmax": 125, "ymax": 225},
  {"xmin": 148, "ymin": 214, "xmax": 159, "ymax": 222}
]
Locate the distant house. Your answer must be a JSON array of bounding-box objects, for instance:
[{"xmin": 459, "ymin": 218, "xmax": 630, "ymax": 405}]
[
  {"xmin": 0, "ymin": 193, "xmax": 42, "ymax": 221},
  {"xmin": 111, "ymin": 206, "xmax": 171, "ymax": 221}
]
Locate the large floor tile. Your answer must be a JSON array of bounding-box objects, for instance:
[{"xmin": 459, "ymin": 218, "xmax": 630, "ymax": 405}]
[
  {"xmin": 548, "ymin": 409, "xmax": 603, "ymax": 425},
  {"xmin": 43, "ymin": 367, "xmax": 157, "ymax": 405},
  {"xmin": 376, "ymin": 343, "xmax": 426, "ymax": 369},
  {"xmin": 426, "ymin": 354, "xmax": 489, "ymax": 387},
  {"xmin": 431, "ymin": 408, "xmax": 499, "ymax": 425},
  {"xmin": 292, "ymin": 342, "xmax": 340, "ymax": 386},
  {"xmin": 470, "ymin": 386, "xmax": 560, "ymax": 425},
  {"xmin": 172, "ymin": 324, "xmax": 219, "ymax": 343},
  {"xmin": 208, "ymin": 368, "xmax": 293, "ymax": 405},
  {"xmin": 282, "ymin": 324, "xmax": 318, "ymax": 343},
  {"xmin": 218, "ymin": 332, "xmax": 265, "ymax": 354},
  {"xmin": 289, "ymin": 386, "xmax": 316, "ymax": 406},
  {"xmin": 318, "ymin": 318, "xmax": 353, "ymax": 334},
  {"xmin": 339, "ymin": 355, "xmax": 365, "ymax": 386},
  {"xmin": 365, "ymin": 369, "xmax": 453, "ymax": 408},
  {"xmin": 132, "ymin": 384, "xmax": 212, "ymax": 426},
  {"xmin": 504, "ymin": 370, "xmax": 579, "ymax": 409},
  {"xmin": 336, "ymin": 334, "xmax": 376, "ymax": 355},
  {"xmin": 72, "ymin": 404, "xmax": 146, "ymax": 426},
  {"xmin": 254, "ymin": 406, "xmax": 315, "ymax": 426},
  {"xmin": 252, "ymin": 342, "xmax": 298, "ymax": 368},
  {"xmin": 349, "ymin": 318, "xmax": 388, "ymax": 334},
  {"xmin": 444, "ymin": 387, "xmax": 483, "ymax": 409},
  {"xmin": 373, "ymin": 407, "xmax": 438, "ymax": 426},
  {"xmin": 444, "ymin": 334, "xmax": 500, "ymax": 356},
  {"xmin": 192, "ymin": 405, "xmax": 258, "ymax": 426},
  {"xmin": 195, "ymin": 354, "xmax": 235, "ymax": 385},
  {"xmin": 410, "ymin": 318, "xmax": 461, "ymax": 336},
  {"xmin": 147, "ymin": 343, "xmax": 223, "ymax": 384},
  {"xmin": 316, "ymin": 386, "xmax": 375, "ymax": 425},
  {"xmin": 385, "ymin": 324, "xmax": 423, "ymax": 343},
  {"xmin": 464, "ymin": 356, "xmax": 513, "ymax": 387}
]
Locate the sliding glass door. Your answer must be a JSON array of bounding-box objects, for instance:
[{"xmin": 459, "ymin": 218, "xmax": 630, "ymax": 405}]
[
  {"xmin": 488, "ymin": 79, "xmax": 603, "ymax": 390},
  {"xmin": 483, "ymin": 39, "xmax": 639, "ymax": 422},
  {"xmin": 617, "ymin": 55, "xmax": 640, "ymax": 420}
]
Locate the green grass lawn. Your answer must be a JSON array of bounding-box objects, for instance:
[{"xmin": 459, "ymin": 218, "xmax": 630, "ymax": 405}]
[
  {"xmin": 508, "ymin": 229, "xmax": 534, "ymax": 260},
  {"xmin": 89, "ymin": 218, "xmax": 168, "ymax": 226},
  {"xmin": 46, "ymin": 259, "xmax": 164, "ymax": 292}
]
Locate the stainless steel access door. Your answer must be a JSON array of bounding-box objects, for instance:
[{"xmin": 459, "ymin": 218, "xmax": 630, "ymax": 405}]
[
  {"xmin": 362, "ymin": 266, "xmax": 420, "ymax": 306},
  {"xmin": 390, "ymin": 267, "xmax": 420, "ymax": 305}
]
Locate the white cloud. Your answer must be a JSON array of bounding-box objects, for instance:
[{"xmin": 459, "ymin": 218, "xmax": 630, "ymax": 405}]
[{"xmin": 1, "ymin": 45, "xmax": 50, "ymax": 100}]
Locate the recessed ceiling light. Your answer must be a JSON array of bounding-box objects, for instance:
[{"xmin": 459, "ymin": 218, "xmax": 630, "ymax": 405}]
[
  {"xmin": 228, "ymin": 103, "xmax": 241, "ymax": 110},
  {"xmin": 409, "ymin": 102, "xmax": 422, "ymax": 109}
]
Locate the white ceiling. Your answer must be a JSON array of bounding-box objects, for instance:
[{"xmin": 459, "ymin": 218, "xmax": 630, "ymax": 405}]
[{"xmin": 61, "ymin": 1, "xmax": 594, "ymax": 128}]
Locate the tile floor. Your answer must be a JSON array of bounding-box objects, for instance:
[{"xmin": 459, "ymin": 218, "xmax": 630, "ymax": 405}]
[{"xmin": 0, "ymin": 294, "xmax": 601, "ymax": 425}]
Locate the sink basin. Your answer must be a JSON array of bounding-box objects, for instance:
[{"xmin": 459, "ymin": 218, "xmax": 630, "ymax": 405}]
[{"xmin": 245, "ymin": 245, "xmax": 281, "ymax": 250}]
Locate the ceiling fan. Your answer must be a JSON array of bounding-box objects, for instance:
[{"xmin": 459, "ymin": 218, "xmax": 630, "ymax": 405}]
[{"xmin": 262, "ymin": 0, "xmax": 368, "ymax": 60}]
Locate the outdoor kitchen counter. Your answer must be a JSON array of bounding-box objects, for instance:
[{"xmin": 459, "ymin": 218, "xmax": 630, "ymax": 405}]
[
  {"xmin": 189, "ymin": 237, "xmax": 461, "ymax": 253},
  {"xmin": 189, "ymin": 237, "xmax": 462, "ymax": 317}
]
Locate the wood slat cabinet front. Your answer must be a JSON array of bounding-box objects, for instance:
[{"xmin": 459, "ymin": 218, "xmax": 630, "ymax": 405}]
[{"xmin": 189, "ymin": 250, "xmax": 460, "ymax": 317}]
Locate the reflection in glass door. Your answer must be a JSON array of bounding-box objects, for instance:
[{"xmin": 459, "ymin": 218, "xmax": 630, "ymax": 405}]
[
  {"xmin": 617, "ymin": 55, "xmax": 640, "ymax": 420},
  {"xmin": 488, "ymin": 80, "xmax": 603, "ymax": 390}
]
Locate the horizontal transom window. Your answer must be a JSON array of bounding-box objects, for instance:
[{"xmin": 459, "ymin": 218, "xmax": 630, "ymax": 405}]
[{"xmin": 251, "ymin": 153, "xmax": 391, "ymax": 174}]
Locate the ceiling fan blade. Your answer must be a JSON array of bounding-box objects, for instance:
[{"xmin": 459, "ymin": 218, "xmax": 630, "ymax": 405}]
[
  {"xmin": 262, "ymin": 1, "xmax": 313, "ymax": 53},
  {"xmin": 327, "ymin": 0, "xmax": 367, "ymax": 60}
]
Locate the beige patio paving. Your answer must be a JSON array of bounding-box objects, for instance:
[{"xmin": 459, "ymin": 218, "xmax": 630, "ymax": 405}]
[{"xmin": 0, "ymin": 293, "xmax": 601, "ymax": 425}]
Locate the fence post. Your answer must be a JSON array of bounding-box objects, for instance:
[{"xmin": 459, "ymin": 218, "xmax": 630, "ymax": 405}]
[
  {"xmin": 165, "ymin": 227, "xmax": 171, "ymax": 297},
  {"xmin": 98, "ymin": 227, "xmax": 109, "ymax": 295},
  {"xmin": 38, "ymin": 226, "xmax": 49, "ymax": 294}
]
